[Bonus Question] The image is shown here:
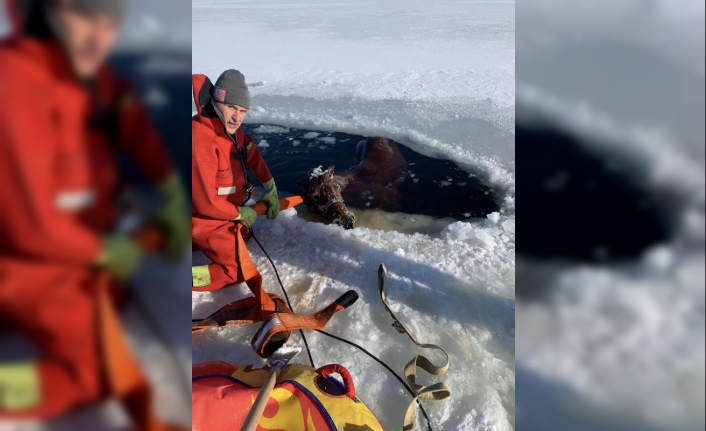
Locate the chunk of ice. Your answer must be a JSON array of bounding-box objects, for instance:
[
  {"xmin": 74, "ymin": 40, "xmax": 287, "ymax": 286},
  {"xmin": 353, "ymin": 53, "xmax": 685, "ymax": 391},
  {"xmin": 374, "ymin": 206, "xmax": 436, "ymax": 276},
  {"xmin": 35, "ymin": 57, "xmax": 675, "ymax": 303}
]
[
  {"xmin": 501, "ymin": 219, "xmax": 515, "ymax": 234},
  {"xmin": 253, "ymin": 125, "xmax": 289, "ymax": 134},
  {"xmin": 487, "ymin": 212, "xmax": 500, "ymax": 224},
  {"xmin": 309, "ymin": 166, "xmax": 325, "ymax": 178}
]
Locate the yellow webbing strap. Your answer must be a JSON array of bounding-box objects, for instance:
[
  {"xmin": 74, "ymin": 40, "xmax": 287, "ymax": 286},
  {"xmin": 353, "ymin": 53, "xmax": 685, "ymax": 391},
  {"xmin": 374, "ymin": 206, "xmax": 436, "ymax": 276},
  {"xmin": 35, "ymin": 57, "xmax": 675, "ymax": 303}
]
[{"xmin": 377, "ymin": 264, "xmax": 451, "ymax": 430}]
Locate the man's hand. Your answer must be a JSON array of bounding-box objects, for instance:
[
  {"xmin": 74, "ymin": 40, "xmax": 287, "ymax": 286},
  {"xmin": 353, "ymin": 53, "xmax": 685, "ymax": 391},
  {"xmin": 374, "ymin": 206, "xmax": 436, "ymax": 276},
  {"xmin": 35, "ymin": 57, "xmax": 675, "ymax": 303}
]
[
  {"xmin": 152, "ymin": 173, "xmax": 190, "ymax": 261},
  {"xmin": 234, "ymin": 206, "xmax": 258, "ymax": 229},
  {"xmin": 259, "ymin": 178, "xmax": 280, "ymax": 220},
  {"xmin": 97, "ymin": 235, "xmax": 143, "ymax": 281}
]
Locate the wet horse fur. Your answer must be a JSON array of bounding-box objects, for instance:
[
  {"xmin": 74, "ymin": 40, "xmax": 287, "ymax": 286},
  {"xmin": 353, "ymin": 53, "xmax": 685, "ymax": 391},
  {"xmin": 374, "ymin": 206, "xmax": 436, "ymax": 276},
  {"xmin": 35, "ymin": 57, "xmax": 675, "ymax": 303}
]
[{"xmin": 298, "ymin": 137, "xmax": 407, "ymax": 229}]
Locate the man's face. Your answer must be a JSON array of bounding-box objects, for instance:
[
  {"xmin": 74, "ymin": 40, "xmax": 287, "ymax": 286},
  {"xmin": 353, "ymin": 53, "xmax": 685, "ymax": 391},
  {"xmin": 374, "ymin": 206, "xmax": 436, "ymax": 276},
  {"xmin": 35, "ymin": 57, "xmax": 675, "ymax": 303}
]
[
  {"xmin": 216, "ymin": 102, "xmax": 248, "ymax": 134},
  {"xmin": 55, "ymin": 8, "xmax": 120, "ymax": 78}
]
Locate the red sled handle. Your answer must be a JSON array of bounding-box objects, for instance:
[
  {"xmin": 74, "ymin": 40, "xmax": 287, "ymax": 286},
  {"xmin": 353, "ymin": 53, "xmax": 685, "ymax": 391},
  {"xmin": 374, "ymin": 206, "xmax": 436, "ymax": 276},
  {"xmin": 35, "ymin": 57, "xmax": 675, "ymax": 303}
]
[
  {"xmin": 317, "ymin": 364, "xmax": 356, "ymax": 400},
  {"xmin": 135, "ymin": 195, "xmax": 306, "ymax": 253}
]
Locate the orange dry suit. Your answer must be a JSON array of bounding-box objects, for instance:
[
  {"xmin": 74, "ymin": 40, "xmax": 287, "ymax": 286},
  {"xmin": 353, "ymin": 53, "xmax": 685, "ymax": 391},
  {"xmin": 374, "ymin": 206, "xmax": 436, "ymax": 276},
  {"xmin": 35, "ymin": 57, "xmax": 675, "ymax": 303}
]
[
  {"xmin": 191, "ymin": 73, "xmax": 274, "ymax": 292},
  {"xmin": 0, "ymin": 5, "xmax": 175, "ymax": 429}
]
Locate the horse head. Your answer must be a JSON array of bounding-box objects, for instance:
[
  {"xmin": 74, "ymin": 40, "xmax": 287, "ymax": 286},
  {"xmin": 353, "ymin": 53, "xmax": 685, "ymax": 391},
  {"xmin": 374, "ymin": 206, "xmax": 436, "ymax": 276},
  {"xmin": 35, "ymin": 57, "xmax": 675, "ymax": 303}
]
[{"xmin": 297, "ymin": 166, "xmax": 355, "ymax": 229}]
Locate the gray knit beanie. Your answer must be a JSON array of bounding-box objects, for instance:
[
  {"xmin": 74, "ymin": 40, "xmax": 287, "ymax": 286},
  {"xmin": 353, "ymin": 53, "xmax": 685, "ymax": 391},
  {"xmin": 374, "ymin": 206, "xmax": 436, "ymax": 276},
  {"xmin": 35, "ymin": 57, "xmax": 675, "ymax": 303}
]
[
  {"xmin": 211, "ymin": 69, "xmax": 251, "ymax": 109},
  {"xmin": 47, "ymin": 0, "xmax": 126, "ymax": 21}
]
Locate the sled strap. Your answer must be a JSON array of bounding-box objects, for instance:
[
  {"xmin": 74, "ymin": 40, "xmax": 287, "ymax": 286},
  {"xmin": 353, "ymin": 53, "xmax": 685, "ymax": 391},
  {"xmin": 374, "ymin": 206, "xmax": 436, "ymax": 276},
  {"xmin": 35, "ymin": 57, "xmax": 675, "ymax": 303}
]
[
  {"xmin": 97, "ymin": 272, "xmax": 169, "ymax": 431},
  {"xmin": 377, "ymin": 264, "xmax": 451, "ymax": 431},
  {"xmin": 191, "ymin": 294, "xmax": 291, "ymax": 332},
  {"xmin": 251, "ymin": 290, "xmax": 360, "ymax": 358},
  {"xmin": 235, "ymin": 225, "xmax": 277, "ymax": 319}
]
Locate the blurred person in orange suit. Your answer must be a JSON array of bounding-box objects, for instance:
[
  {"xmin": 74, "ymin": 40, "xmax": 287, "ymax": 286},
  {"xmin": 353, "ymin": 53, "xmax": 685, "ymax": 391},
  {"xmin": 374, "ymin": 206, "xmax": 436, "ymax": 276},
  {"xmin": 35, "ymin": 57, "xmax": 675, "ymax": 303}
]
[{"xmin": 0, "ymin": 0, "xmax": 189, "ymax": 429}]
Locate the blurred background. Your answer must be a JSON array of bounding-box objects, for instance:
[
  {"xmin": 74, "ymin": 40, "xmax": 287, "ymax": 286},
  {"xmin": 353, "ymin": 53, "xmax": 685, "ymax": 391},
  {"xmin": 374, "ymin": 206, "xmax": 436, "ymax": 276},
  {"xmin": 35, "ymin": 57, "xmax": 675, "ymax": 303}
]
[
  {"xmin": 110, "ymin": 0, "xmax": 191, "ymax": 192},
  {"xmin": 516, "ymin": 1, "xmax": 704, "ymax": 431},
  {"xmin": 0, "ymin": 0, "xmax": 191, "ymax": 429}
]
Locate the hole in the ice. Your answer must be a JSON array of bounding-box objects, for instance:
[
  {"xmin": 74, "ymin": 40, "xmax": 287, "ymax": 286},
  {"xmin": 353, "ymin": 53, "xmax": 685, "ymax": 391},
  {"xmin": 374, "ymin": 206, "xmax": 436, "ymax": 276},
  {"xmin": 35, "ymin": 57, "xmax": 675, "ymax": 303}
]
[
  {"xmin": 243, "ymin": 124, "xmax": 500, "ymax": 232},
  {"xmin": 516, "ymin": 121, "xmax": 680, "ymax": 264}
]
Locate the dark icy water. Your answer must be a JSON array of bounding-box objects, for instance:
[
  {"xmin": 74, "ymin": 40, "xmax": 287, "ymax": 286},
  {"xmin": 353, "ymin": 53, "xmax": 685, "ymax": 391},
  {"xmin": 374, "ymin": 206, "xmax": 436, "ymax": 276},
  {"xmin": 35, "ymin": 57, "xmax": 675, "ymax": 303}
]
[{"xmin": 243, "ymin": 124, "xmax": 501, "ymax": 220}]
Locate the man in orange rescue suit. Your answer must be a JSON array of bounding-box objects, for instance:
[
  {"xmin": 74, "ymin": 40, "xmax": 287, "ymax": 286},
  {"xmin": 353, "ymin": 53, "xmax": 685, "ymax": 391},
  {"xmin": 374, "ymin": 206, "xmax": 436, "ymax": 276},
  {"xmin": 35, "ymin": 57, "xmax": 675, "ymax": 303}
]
[
  {"xmin": 0, "ymin": 0, "xmax": 189, "ymax": 425},
  {"xmin": 192, "ymin": 70, "xmax": 280, "ymax": 290}
]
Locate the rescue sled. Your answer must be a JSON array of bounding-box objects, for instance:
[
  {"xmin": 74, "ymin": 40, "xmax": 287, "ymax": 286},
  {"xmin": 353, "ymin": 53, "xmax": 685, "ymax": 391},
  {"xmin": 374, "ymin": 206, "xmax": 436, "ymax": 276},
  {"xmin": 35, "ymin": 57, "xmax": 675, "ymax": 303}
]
[{"xmin": 193, "ymin": 361, "xmax": 385, "ymax": 431}]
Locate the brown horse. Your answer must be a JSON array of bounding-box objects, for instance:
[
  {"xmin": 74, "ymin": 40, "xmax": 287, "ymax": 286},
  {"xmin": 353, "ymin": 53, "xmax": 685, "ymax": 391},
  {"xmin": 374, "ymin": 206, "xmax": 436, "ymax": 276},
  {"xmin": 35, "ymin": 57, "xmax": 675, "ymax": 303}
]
[{"xmin": 298, "ymin": 137, "xmax": 407, "ymax": 229}]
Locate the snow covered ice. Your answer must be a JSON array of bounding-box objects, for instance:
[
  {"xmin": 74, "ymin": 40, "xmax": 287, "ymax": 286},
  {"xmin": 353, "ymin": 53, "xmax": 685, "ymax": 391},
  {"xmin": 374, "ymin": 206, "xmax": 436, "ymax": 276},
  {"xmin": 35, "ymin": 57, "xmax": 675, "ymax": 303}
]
[{"xmin": 192, "ymin": 0, "xmax": 515, "ymax": 430}]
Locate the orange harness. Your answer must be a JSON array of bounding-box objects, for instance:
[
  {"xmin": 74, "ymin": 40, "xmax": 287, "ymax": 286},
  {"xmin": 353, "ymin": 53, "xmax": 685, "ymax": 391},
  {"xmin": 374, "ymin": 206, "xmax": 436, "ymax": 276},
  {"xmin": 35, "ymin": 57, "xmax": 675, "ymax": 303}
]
[
  {"xmin": 191, "ymin": 196, "xmax": 359, "ymax": 357},
  {"xmin": 191, "ymin": 224, "xmax": 359, "ymax": 357}
]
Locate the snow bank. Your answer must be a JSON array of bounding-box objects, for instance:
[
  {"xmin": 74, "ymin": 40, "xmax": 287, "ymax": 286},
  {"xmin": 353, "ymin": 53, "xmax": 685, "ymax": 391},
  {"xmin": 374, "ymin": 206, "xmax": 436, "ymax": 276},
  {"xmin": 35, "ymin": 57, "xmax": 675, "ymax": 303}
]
[
  {"xmin": 442, "ymin": 213, "xmax": 514, "ymax": 249},
  {"xmin": 516, "ymin": 251, "xmax": 705, "ymax": 431}
]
